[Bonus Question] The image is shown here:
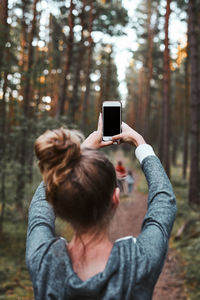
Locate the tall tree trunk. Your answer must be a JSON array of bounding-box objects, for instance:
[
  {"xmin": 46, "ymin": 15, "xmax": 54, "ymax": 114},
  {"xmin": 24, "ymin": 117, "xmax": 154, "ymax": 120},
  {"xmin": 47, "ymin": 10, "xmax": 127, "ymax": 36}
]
[
  {"xmin": 188, "ymin": 0, "xmax": 200, "ymax": 205},
  {"xmin": 144, "ymin": 0, "xmax": 153, "ymax": 140},
  {"xmin": 23, "ymin": 0, "xmax": 38, "ymax": 117},
  {"xmin": 137, "ymin": 67, "xmax": 144, "ymax": 133},
  {"xmin": 0, "ymin": 72, "xmax": 8, "ymax": 234},
  {"xmin": 96, "ymin": 62, "xmax": 104, "ymax": 119},
  {"xmin": 172, "ymin": 68, "xmax": 181, "ymax": 167},
  {"xmin": 0, "ymin": 0, "xmax": 8, "ymax": 80},
  {"xmin": 19, "ymin": 0, "xmax": 28, "ymax": 70},
  {"xmin": 15, "ymin": 0, "xmax": 39, "ymax": 210},
  {"xmin": 160, "ymin": 0, "xmax": 171, "ymax": 177},
  {"xmin": 56, "ymin": 0, "xmax": 75, "ymax": 118},
  {"xmin": 183, "ymin": 49, "xmax": 190, "ymax": 179},
  {"xmin": 71, "ymin": 0, "xmax": 87, "ymax": 122},
  {"xmin": 0, "ymin": 0, "xmax": 8, "ymax": 233},
  {"xmin": 19, "ymin": 0, "xmax": 28, "ymax": 99},
  {"xmin": 104, "ymin": 45, "xmax": 112, "ymax": 101},
  {"xmin": 82, "ymin": 0, "xmax": 94, "ymax": 131}
]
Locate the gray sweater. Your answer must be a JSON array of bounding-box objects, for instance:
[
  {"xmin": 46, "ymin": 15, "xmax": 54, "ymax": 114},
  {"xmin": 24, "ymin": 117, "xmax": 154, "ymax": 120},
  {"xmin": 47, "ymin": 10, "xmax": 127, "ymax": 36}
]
[{"xmin": 26, "ymin": 156, "xmax": 176, "ymax": 300}]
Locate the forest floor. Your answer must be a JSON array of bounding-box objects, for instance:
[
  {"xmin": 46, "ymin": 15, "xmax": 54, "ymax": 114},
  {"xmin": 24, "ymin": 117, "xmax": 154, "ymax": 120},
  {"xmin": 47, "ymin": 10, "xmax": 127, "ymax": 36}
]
[{"xmin": 0, "ymin": 149, "xmax": 192, "ymax": 299}]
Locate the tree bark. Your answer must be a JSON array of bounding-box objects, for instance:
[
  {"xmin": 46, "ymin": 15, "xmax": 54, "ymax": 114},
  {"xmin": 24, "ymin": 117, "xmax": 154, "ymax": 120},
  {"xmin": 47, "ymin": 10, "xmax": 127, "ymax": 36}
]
[
  {"xmin": 0, "ymin": 0, "xmax": 8, "ymax": 234},
  {"xmin": 104, "ymin": 45, "xmax": 112, "ymax": 101},
  {"xmin": 23, "ymin": 0, "xmax": 39, "ymax": 117},
  {"xmin": 18, "ymin": 0, "xmax": 28, "ymax": 100},
  {"xmin": 19, "ymin": 0, "xmax": 28, "ymax": 71},
  {"xmin": 15, "ymin": 0, "xmax": 39, "ymax": 210},
  {"xmin": 56, "ymin": 0, "xmax": 75, "ymax": 118},
  {"xmin": 71, "ymin": 0, "xmax": 87, "ymax": 122},
  {"xmin": 82, "ymin": 0, "xmax": 94, "ymax": 131},
  {"xmin": 183, "ymin": 43, "xmax": 190, "ymax": 179},
  {"xmin": 137, "ymin": 67, "xmax": 144, "ymax": 133},
  {"xmin": 0, "ymin": 72, "xmax": 8, "ymax": 234},
  {"xmin": 0, "ymin": 0, "xmax": 8, "ymax": 81},
  {"xmin": 188, "ymin": 0, "xmax": 200, "ymax": 205},
  {"xmin": 160, "ymin": 0, "xmax": 171, "ymax": 177},
  {"xmin": 144, "ymin": 0, "xmax": 153, "ymax": 140}
]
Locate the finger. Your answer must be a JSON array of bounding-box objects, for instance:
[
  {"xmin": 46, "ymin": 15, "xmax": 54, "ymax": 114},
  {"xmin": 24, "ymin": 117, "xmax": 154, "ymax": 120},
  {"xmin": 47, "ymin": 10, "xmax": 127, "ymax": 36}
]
[
  {"xmin": 112, "ymin": 133, "xmax": 123, "ymax": 141},
  {"xmin": 100, "ymin": 140, "xmax": 113, "ymax": 147},
  {"xmin": 97, "ymin": 112, "xmax": 103, "ymax": 132}
]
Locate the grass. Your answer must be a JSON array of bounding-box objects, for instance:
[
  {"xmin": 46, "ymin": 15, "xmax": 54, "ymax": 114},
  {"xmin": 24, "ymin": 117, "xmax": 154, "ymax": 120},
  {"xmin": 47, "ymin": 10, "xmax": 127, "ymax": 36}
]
[
  {"xmin": 0, "ymin": 218, "xmax": 34, "ymax": 299},
  {"xmin": 170, "ymin": 164, "xmax": 200, "ymax": 300}
]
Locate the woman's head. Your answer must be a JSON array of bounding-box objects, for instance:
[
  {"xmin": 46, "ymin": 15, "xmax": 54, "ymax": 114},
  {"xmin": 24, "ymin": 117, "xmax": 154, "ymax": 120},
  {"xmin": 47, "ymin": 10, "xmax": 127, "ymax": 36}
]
[{"xmin": 35, "ymin": 128, "xmax": 117, "ymax": 233}]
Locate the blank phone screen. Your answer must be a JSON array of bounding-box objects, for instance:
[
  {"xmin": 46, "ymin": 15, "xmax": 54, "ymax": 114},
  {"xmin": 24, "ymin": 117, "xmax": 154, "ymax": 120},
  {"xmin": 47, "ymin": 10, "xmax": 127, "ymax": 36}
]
[{"xmin": 103, "ymin": 106, "xmax": 121, "ymax": 136}]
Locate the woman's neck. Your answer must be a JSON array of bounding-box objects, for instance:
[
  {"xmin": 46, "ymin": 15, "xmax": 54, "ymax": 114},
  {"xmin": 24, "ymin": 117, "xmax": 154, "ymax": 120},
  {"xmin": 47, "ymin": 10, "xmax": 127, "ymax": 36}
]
[
  {"xmin": 69, "ymin": 228, "xmax": 111, "ymax": 250},
  {"xmin": 67, "ymin": 228, "xmax": 113, "ymax": 262},
  {"xmin": 67, "ymin": 228, "xmax": 113, "ymax": 280}
]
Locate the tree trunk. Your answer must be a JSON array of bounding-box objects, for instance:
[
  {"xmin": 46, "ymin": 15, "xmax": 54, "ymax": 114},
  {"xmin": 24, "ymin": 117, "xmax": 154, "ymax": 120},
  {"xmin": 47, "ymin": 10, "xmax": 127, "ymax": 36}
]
[
  {"xmin": 144, "ymin": 0, "xmax": 153, "ymax": 140},
  {"xmin": 18, "ymin": 0, "xmax": 28, "ymax": 100},
  {"xmin": 0, "ymin": 0, "xmax": 8, "ymax": 234},
  {"xmin": 183, "ymin": 41, "xmax": 190, "ymax": 179},
  {"xmin": 172, "ymin": 67, "xmax": 181, "ymax": 167},
  {"xmin": 188, "ymin": 0, "xmax": 200, "ymax": 205},
  {"xmin": 82, "ymin": 0, "xmax": 94, "ymax": 131},
  {"xmin": 15, "ymin": 0, "xmax": 39, "ymax": 210},
  {"xmin": 137, "ymin": 67, "xmax": 144, "ymax": 133},
  {"xmin": 23, "ymin": 0, "xmax": 38, "ymax": 117},
  {"xmin": 56, "ymin": 0, "xmax": 75, "ymax": 118},
  {"xmin": 0, "ymin": 72, "xmax": 8, "ymax": 234},
  {"xmin": 160, "ymin": 0, "xmax": 171, "ymax": 177},
  {"xmin": 71, "ymin": 0, "xmax": 86, "ymax": 122},
  {"xmin": 104, "ymin": 45, "xmax": 112, "ymax": 101},
  {"xmin": 96, "ymin": 62, "xmax": 104, "ymax": 119},
  {"xmin": 0, "ymin": 0, "xmax": 8, "ymax": 80},
  {"xmin": 19, "ymin": 0, "xmax": 28, "ymax": 71}
]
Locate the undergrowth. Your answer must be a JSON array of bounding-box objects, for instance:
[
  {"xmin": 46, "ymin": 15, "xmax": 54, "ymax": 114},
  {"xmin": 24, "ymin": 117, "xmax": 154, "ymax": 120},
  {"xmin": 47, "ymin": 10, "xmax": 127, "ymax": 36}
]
[{"xmin": 170, "ymin": 165, "xmax": 200, "ymax": 300}]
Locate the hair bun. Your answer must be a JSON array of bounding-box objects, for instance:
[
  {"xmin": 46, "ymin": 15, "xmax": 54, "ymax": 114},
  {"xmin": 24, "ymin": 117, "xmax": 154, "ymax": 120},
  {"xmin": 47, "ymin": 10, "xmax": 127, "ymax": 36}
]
[{"xmin": 35, "ymin": 128, "xmax": 81, "ymax": 182}]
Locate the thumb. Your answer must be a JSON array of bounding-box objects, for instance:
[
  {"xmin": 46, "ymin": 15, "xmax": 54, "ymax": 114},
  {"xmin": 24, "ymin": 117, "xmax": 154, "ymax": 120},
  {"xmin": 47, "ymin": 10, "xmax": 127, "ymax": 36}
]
[{"xmin": 97, "ymin": 112, "xmax": 103, "ymax": 132}]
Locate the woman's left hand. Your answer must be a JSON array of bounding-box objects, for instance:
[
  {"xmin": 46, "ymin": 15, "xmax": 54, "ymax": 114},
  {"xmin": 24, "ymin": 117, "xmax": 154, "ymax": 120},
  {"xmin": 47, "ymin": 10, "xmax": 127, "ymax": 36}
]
[{"xmin": 81, "ymin": 113, "xmax": 113, "ymax": 149}]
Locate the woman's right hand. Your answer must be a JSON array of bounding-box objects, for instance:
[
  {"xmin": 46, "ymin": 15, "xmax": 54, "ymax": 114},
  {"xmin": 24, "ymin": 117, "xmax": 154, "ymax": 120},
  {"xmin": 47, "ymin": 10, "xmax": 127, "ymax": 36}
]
[{"xmin": 112, "ymin": 122, "xmax": 146, "ymax": 147}]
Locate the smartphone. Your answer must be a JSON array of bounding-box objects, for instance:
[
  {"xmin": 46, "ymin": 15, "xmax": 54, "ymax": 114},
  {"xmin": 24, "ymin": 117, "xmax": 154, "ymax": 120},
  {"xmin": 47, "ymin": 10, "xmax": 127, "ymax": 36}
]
[{"xmin": 102, "ymin": 101, "xmax": 122, "ymax": 141}]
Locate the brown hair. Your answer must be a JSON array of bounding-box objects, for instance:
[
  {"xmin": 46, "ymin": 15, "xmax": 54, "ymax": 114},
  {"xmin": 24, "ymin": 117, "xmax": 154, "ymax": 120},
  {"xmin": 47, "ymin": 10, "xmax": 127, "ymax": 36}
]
[{"xmin": 35, "ymin": 128, "xmax": 117, "ymax": 233}]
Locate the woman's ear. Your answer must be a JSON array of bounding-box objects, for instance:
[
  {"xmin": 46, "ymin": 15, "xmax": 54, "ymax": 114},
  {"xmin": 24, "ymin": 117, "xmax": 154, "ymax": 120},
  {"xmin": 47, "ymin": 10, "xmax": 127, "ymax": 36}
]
[{"xmin": 112, "ymin": 187, "xmax": 120, "ymax": 208}]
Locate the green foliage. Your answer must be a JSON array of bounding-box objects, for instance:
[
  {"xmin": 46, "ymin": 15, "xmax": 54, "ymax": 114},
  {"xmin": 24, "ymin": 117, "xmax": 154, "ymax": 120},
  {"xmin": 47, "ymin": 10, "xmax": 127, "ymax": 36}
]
[
  {"xmin": 93, "ymin": 1, "xmax": 129, "ymax": 36},
  {"xmin": 0, "ymin": 218, "xmax": 34, "ymax": 298},
  {"xmin": 170, "ymin": 164, "xmax": 200, "ymax": 300}
]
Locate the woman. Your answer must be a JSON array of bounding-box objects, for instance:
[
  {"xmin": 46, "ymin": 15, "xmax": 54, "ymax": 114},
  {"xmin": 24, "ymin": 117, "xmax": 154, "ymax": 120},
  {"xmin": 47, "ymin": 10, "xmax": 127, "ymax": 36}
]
[
  {"xmin": 26, "ymin": 114, "xmax": 176, "ymax": 300},
  {"xmin": 115, "ymin": 161, "xmax": 127, "ymax": 193}
]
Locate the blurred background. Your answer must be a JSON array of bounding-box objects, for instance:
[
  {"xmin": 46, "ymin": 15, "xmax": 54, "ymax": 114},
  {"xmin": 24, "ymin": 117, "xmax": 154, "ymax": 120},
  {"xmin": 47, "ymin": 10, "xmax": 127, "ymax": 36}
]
[{"xmin": 0, "ymin": 0, "xmax": 200, "ymax": 299}]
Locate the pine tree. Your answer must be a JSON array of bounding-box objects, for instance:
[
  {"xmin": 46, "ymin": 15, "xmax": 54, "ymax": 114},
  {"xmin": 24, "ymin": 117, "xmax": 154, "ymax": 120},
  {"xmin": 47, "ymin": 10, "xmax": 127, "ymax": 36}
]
[
  {"xmin": 159, "ymin": 0, "xmax": 171, "ymax": 177},
  {"xmin": 188, "ymin": 0, "xmax": 200, "ymax": 205}
]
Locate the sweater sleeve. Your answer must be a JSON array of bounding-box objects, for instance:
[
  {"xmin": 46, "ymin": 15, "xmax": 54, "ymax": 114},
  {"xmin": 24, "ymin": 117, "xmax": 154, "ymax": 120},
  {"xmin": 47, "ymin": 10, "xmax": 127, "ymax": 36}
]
[
  {"xmin": 136, "ymin": 155, "xmax": 176, "ymax": 280},
  {"xmin": 26, "ymin": 182, "xmax": 57, "ymax": 280}
]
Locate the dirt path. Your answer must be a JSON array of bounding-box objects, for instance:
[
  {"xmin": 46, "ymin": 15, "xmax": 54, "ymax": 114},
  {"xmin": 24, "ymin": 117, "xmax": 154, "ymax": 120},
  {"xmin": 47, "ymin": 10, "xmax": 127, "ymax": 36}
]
[{"xmin": 109, "ymin": 150, "xmax": 188, "ymax": 300}]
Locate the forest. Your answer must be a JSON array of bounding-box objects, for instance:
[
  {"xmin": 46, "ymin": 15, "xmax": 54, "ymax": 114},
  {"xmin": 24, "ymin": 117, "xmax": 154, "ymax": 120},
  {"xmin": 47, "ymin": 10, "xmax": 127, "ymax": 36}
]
[{"xmin": 0, "ymin": 0, "xmax": 200, "ymax": 299}]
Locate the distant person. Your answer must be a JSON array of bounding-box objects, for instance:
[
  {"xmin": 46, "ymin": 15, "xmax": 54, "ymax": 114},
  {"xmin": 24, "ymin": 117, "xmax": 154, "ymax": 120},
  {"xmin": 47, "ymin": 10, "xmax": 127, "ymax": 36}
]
[
  {"xmin": 116, "ymin": 161, "xmax": 127, "ymax": 193},
  {"xmin": 26, "ymin": 116, "xmax": 176, "ymax": 300},
  {"xmin": 126, "ymin": 170, "xmax": 135, "ymax": 194}
]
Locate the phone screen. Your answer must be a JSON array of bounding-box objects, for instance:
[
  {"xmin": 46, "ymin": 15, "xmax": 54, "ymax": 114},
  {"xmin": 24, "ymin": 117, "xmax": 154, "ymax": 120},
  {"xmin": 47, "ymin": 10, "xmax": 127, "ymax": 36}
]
[{"xmin": 103, "ymin": 106, "xmax": 121, "ymax": 136}]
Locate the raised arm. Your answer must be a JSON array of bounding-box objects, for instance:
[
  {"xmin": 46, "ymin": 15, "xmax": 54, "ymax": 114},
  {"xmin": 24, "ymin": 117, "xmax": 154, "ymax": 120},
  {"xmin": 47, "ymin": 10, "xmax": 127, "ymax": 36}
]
[
  {"xmin": 112, "ymin": 123, "xmax": 176, "ymax": 277},
  {"xmin": 26, "ymin": 182, "xmax": 56, "ymax": 280}
]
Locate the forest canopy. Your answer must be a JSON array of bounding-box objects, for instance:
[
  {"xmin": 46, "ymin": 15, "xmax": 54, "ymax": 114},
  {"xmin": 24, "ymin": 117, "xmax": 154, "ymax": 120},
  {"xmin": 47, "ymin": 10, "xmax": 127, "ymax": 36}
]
[{"xmin": 0, "ymin": 0, "xmax": 200, "ymax": 229}]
